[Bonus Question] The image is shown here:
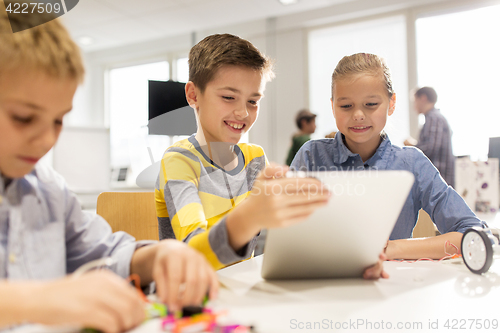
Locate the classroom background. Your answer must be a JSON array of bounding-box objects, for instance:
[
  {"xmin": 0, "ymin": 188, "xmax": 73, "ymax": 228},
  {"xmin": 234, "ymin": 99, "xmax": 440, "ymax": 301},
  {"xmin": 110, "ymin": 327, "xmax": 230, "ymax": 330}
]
[{"xmin": 42, "ymin": 0, "xmax": 500, "ymax": 218}]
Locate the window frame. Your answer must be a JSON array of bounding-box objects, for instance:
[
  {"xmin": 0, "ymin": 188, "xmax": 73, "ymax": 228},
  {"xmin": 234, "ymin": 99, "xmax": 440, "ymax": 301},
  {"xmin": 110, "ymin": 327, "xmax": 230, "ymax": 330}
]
[
  {"xmin": 104, "ymin": 52, "xmax": 190, "ymax": 127},
  {"xmin": 104, "ymin": 52, "xmax": 191, "ymax": 189}
]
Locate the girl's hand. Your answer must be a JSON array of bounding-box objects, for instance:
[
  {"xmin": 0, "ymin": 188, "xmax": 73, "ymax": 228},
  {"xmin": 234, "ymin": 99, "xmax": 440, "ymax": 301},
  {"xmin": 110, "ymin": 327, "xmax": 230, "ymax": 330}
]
[{"xmin": 363, "ymin": 252, "xmax": 390, "ymax": 280}]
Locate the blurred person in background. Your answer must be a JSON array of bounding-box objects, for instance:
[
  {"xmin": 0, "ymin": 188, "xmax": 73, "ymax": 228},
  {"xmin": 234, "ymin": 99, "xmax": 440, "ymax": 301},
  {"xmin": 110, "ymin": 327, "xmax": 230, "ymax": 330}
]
[
  {"xmin": 286, "ymin": 109, "xmax": 316, "ymax": 166},
  {"xmin": 405, "ymin": 87, "xmax": 455, "ymax": 187}
]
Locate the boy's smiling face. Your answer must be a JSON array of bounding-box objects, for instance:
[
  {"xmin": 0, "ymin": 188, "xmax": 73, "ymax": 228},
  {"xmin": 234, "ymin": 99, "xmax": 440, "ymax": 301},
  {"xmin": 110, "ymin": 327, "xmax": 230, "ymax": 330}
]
[
  {"xmin": 186, "ymin": 65, "xmax": 266, "ymax": 145},
  {"xmin": 0, "ymin": 69, "xmax": 77, "ymax": 178},
  {"xmin": 331, "ymin": 74, "xmax": 395, "ymax": 159}
]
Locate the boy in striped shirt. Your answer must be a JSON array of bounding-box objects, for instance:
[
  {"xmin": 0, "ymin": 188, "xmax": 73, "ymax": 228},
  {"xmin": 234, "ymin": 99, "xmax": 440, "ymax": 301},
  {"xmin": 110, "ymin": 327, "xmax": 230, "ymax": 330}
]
[{"xmin": 155, "ymin": 34, "xmax": 332, "ymax": 270}]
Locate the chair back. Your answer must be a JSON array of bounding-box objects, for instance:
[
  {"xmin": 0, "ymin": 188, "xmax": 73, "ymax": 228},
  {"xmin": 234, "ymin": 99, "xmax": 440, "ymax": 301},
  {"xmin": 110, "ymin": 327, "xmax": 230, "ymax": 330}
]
[
  {"xmin": 96, "ymin": 192, "xmax": 159, "ymax": 241},
  {"xmin": 413, "ymin": 209, "xmax": 439, "ymax": 238}
]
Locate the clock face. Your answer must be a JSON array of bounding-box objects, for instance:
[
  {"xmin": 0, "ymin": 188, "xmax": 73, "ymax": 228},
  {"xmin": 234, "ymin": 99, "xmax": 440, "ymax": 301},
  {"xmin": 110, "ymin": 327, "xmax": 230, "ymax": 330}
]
[
  {"xmin": 463, "ymin": 232, "xmax": 487, "ymax": 270},
  {"xmin": 462, "ymin": 229, "xmax": 493, "ymax": 274}
]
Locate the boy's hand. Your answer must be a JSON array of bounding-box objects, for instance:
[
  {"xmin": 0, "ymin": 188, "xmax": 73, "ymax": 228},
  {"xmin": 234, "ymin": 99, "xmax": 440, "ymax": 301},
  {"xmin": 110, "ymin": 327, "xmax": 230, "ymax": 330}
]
[
  {"xmin": 226, "ymin": 164, "xmax": 331, "ymax": 250},
  {"xmin": 363, "ymin": 252, "xmax": 389, "ymax": 280},
  {"xmin": 249, "ymin": 164, "xmax": 331, "ymax": 229},
  {"xmin": 152, "ymin": 240, "xmax": 219, "ymax": 312},
  {"xmin": 30, "ymin": 271, "xmax": 145, "ymax": 333}
]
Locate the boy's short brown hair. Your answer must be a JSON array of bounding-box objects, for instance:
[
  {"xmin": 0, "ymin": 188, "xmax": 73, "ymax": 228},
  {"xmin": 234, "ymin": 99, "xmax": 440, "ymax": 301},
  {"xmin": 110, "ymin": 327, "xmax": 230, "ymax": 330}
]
[
  {"xmin": 415, "ymin": 86, "xmax": 438, "ymax": 104},
  {"xmin": 0, "ymin": 0, "xmax": 85, "ymax": 82},
  {"xmin": 188, "ymin": 33, "xmax": 274, "ymax": 92}
]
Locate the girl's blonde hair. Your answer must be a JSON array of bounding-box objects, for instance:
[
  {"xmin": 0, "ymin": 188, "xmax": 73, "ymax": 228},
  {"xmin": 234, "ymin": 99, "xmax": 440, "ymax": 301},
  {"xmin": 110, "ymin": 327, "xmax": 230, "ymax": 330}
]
[{"xmin": 331, "ymin": 53, "xmax": 394, "ymax": 98}]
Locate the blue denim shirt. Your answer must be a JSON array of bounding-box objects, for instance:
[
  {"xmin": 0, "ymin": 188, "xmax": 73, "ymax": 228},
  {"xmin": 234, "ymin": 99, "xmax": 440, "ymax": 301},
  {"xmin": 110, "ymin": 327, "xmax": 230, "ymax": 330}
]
[
  {"xmin": 290, "ymin": 132, "xmax": 486, "ymax": 240},
  {"xmin": 0, "ymin": 163, "xmax": 145, "ymax": 280}
]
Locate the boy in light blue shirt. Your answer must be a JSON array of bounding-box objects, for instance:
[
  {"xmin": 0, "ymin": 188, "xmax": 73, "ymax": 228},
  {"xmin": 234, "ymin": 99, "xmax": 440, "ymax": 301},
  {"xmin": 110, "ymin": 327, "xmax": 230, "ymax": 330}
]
[
  {"xmin": 0, "ymin": 3, "xmax": 217, "ymax": 331},
  {"xmin": 291, "ymin": 53, "xmax": 485, "ymax": 260}
]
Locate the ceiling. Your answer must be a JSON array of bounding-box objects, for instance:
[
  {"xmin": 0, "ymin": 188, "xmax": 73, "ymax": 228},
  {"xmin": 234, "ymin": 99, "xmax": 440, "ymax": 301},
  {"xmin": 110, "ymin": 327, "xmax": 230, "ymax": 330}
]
[{"xmin": 61, "ymin": 0, "xmax": 354, "ymax": 52}]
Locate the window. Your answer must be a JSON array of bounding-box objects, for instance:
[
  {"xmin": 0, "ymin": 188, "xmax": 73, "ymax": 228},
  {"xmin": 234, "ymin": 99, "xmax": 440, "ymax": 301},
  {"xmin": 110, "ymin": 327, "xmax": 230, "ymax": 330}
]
[
  {"xmin": 308, "ymin": 15, "xmax": 409, "ymax": 146},
  {"xmin": 109, "ymin": 61, "xmax": 173, "ymax": 187},
  {"xmin": 416, "ymin": 5, "xmax": 500, "ymax": 159},
  {"xmin": 176, "ymin": 57, "xmax": 189, "ymax": 83}
]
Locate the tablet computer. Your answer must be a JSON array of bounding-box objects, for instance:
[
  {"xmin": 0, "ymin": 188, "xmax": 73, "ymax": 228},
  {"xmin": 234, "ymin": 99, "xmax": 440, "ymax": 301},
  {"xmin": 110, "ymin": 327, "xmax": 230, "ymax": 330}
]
[{"xmin": 261, "ymin": 170, "xmax": 414, "ymax": 279}]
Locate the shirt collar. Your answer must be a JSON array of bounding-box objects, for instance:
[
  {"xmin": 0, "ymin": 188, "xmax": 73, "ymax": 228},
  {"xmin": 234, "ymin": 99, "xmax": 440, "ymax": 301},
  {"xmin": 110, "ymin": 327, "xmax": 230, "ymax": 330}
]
[
  {"xmin": 335, "ymin": 131, "xmax": 391, "ymax": 167},
  {"xmin": 425, "ymin": 108, "xmax": 438, "ymax": 117},
  {"xmin": 0, "ymin": 167, "xmax": 44, "ymax": 205},
  {"xmin": 187, "ymin": 134, "xmax": 245, "ymax": 176},
  {"xmin": 0, "ymin": 174, "xmax": 5, "ymax": 198},
  {"xmin": 0, "ymin": 173, "xmax": 14, "ymax": 197},
  {"xmin": 334, "ymin": 131, "xmax": 358, "ymax": 164},
  {"xmin": 364, "ymin": 133, "xmax": 391, "ymax": 167}
]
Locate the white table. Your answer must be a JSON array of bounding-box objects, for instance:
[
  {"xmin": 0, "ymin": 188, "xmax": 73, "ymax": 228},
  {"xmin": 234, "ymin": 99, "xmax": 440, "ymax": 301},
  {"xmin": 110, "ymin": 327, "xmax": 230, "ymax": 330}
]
[
  {"xmin": 209, "ymin": 255, "xmax": 500, "ymax": 333},
  {"xmin": 12, "ymin": 255, "xmax": 500, "ymax": 333}
]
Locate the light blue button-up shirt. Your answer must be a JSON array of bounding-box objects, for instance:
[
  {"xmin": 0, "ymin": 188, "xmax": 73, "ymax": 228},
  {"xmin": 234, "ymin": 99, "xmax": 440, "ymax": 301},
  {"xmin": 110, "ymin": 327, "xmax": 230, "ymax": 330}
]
[
  {"xmin": 0, "ymin": 163, "xmax": 143, "ymax": 280},
  {"xmin": 290, "ymin": 132, "xmax": 486, "ymax": 240}
]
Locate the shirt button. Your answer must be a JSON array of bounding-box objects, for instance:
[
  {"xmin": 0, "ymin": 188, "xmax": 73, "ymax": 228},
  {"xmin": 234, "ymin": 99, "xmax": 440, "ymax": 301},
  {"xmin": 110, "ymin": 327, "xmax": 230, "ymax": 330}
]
[{"xmin": 9, "ymin": 253, "xmax": 16, "ymax": 263}]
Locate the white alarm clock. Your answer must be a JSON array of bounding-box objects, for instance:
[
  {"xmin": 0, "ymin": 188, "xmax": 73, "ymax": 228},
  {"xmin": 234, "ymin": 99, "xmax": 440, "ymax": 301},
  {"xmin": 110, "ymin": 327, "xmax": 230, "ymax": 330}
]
[{"xmin": 461, "ymin": 227, "xmax": 499, "ymax": 274}]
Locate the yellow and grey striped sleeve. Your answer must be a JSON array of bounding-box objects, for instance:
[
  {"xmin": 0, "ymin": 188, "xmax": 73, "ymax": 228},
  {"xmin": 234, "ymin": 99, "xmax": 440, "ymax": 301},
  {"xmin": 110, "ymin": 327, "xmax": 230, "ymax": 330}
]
[{"xmin": 155, "ymin": 148, "xmax": 205, "ymax": 240}]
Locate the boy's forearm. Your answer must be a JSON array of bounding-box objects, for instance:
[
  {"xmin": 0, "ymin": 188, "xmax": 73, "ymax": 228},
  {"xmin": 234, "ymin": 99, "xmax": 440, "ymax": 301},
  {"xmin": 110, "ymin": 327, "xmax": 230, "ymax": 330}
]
[
  {"xmin": 130, "ymin": 243, "xmax": 160, "ymax": 286},
  {"xmin": 386, "ymin": 232, "xmax": 463, "ymax": 260},
  {"xmin": 0, "ymin": 281, "xmax": 43, "ymax": 327},
  {"xmin": 226, "ymin": 200, "xmax": 261, "ymax": 252}
]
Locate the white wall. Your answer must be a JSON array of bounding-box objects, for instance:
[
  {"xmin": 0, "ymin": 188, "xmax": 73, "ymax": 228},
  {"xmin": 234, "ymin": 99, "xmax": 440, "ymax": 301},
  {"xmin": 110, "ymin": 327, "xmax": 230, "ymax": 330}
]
[
  {"xmin": 65, "ymin": 55, "xmax": 105, "ymax": 127},
  {"xmin": 74, "ymin": 16, "xmax": 317, "ymax": 164},
  {"xmin": 71, "ymin": 0, "xmax": 499, "ymax": 165},
  {"xmin": 274, "ymin": 28, "xmax": 307, "ymax": 165}
]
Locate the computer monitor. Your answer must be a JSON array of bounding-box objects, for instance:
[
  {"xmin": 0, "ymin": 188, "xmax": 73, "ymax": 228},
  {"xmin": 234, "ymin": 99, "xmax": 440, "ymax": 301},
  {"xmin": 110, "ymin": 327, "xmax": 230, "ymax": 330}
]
[{"xmin": 148, "ymin": 80, "xmax": 196, "ymax": 136}]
